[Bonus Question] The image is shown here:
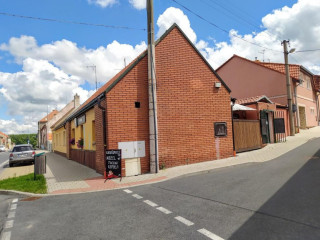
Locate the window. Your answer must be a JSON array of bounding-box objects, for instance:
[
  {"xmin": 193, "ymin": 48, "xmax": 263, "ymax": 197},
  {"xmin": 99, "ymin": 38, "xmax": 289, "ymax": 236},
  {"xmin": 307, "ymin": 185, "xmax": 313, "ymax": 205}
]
[
  {"xmin": 63, "ymin": 131, "xmax": 66, "ymax": 146},
  {"xmin": 310, "ymin": 107, "xmax": 315, "ymax": 114},
  {"xmin": 92, "ymin": 121, "xmax": 96, "ymax": 143}
]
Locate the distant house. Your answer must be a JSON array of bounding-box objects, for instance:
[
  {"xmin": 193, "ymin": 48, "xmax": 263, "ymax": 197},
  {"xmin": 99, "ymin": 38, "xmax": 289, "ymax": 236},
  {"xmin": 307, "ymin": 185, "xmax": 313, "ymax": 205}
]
[
  {"xmin": 0, "ymin": 131, "xmax": 10, "ymax": 148},
  {"xmin": 217, "ymin": 55, "xmax": 320, "ymax": 131},
  {"xmin": 59, "ymin": 24, "xmax": 234, "ymax": 176},
  {"xmin": 38, "ymin": 94, "xmax": 80, "ymax": 150}
]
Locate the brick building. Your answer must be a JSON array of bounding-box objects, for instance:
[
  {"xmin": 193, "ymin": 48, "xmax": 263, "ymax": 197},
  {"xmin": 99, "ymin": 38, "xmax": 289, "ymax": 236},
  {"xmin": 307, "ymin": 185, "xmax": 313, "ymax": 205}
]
[
  {"xmin": 62, "ymin": 24, "xmax": 233, "ymax": 176},
  {"xmin": 217, "ymin": 55, "xmax": 320, "ymax": 131}
]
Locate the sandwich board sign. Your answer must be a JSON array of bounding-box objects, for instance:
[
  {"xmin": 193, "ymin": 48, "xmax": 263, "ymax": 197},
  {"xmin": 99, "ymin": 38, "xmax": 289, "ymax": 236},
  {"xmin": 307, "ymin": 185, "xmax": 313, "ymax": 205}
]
[{"xmin": 105, "ymin": 149, "xmax": 121, "ymax": 180}]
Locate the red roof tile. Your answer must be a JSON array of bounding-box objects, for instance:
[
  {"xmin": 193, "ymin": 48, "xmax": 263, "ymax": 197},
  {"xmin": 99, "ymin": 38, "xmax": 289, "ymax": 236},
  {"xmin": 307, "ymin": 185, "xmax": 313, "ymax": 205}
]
[
  {"xmin": 39, "ymin": 110, "xmax": 59, "ymax": 123},
  {"xmin": 257, "ymin": 62, "xmax": 300, "ymax": 80},
  {"xmin": 236, "ymin": 95, "xmax": 272, "ymax": 105},
  {"xmin": 0, "ymin": 131, "xmax": 8, "ymax": 137}
]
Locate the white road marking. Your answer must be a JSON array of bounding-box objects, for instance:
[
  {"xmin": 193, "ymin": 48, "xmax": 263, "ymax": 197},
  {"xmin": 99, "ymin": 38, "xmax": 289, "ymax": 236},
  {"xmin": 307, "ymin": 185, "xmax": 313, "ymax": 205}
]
[
  {"xmin": 197, "ymin": 228, "xmax": 224, "ymax": 240},
  {"xmin": 7, "ymin": 211, "xmax": 15, "ymax": 219},
  {"xmin": 9, "ymin": 204, "xmax": 16, "ymax": 210},
  {"xmin": 4, "ymin": 220, "xmax": 14, "ymax": 229},
  {"xmin": 132, "ymin": 194, "xmax": 143, "ymax": 199},
  {"xmin": 12, "ymin": 199, "xmax": 18, "ymax": 203},
  {"xmin": 143, "ymin": 200, "xmax": 158, "ymax": 207},
  {"xmin": 156, "ymin": 207, "xmax": 172, "ymax": 214},
  {"xmin": 123, "ymin": 189, "xmax": 132, "ymax": 193},
  {"xmin": 1, "ymin": 231, "xmax": 11, "ymax": 240},
  {"xmin": 174, "ymin": 216, "xmax": 194, "ymax": 226}
]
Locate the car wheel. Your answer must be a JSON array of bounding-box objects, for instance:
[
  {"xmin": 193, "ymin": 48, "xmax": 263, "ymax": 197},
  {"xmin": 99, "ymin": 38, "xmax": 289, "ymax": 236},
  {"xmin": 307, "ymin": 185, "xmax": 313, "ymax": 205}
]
[{"xmin": 9, "ymin": 163, "xmax": 13, "ymax": 167}]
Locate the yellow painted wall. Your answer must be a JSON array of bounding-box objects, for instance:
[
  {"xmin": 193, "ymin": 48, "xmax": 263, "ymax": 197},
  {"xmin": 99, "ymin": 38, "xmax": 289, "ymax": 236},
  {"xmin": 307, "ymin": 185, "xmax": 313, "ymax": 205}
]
[
  {"xmin": 71, "ymin": 108, "xmax": 96, "ymax": 151},
  {"xmin": 52, "ymin": 127, "xmax": 67, "ymax": 153}
]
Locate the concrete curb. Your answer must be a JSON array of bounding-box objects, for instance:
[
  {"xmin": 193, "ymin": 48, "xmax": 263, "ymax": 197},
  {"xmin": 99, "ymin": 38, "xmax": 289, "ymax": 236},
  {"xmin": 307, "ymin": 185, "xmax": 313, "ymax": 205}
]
[{"xmin": 0, "ymin": 190, "xmax": 48, "ymax": 197}]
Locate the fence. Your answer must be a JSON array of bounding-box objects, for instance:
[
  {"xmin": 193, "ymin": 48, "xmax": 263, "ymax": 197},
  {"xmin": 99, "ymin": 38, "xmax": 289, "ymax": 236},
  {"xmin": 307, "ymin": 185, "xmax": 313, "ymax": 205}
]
[
  {"xmin": 274, "ymin": 110, "xmax": 287, "ymax": 143},
  {"xmin": 233, "ymin": 119, "xmax": 262, "ymax": 153},
  {"xmin": 70, "ymin": 149, "xmax": 96, "ymax": 170}
]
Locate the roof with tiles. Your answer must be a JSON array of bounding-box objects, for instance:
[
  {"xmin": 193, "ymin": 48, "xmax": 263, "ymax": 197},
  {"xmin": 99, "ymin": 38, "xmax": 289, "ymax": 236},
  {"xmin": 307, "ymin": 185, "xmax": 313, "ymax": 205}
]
[
  {"xmin": 216, "ymin": 55, "xmax": 303, "ymax": 80},
  {"xmin": 0, "ymin": 131, "xmax": 8, "ymax": 138},
  {"xmin": 39, "ymin": 110, "xmax": 59, "ymax": 123},
  {"xmin": 257, "ymin": 62, "xmax": 300, "ymax": 80},
  {"xmin": 236, "ymin": 95, "xmax": 273, "ymax": 105}
]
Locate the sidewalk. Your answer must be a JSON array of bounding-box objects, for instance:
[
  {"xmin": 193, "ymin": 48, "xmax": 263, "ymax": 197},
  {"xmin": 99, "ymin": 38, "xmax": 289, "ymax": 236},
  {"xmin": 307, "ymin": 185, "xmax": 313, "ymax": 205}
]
[{"xmin": 45, "ymin": 127, "xmax": 320, "ymax": 194}]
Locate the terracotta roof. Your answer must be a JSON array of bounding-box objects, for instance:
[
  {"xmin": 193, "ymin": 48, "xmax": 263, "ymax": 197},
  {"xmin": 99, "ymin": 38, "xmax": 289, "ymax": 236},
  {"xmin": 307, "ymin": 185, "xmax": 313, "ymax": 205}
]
[
  {"xmin": 236, "ymin": 95, "xmax": 273, "ymax": 105},
  {"xmin": 257, "ymin": 62, "xmax": 300, "ymax": 80},
  {"xmin": 0, "ymin": 131, "xmax": 8, "ymax": 138},
  {"xmin": 39, "ymin": 110, "xmax": 59, "ymax": 123},
  {"xmin": 217, "ymin": 55, "xmax": 302, "ymax": 80}
]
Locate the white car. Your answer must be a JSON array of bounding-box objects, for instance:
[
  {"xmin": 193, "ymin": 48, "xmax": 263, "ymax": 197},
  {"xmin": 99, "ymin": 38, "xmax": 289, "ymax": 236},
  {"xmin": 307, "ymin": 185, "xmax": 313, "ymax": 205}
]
[{"xmin": 0, "ymin": 145, "xmax": 5, "ymax": 152}]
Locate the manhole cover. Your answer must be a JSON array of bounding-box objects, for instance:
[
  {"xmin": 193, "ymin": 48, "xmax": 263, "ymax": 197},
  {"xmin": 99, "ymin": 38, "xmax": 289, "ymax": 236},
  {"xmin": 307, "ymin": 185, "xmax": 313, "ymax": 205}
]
[{"xmin": 21, "ymin": 197, "xmax": 42, "ymax": 201}]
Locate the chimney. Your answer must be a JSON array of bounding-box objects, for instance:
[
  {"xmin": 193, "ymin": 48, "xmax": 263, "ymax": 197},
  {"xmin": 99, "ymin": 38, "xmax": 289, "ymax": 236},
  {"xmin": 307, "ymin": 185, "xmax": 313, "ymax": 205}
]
[{"xmin": 74, "ymin": 94, "xmax": 80, "ymax": 108}]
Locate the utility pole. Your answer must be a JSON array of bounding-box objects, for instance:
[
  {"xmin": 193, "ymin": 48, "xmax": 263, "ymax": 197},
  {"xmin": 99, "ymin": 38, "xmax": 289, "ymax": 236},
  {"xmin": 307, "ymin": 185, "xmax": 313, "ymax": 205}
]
[
  {"xmin": 282, "ymin": 40, "xmax": 295, "ymax": 136},
  {"xmin": 147, "ymin": 0, "xmax": 159, "ymax": 173},
  {"xmin": 86, "ymin": 65, "xmax": 98, "ymax": 91}
]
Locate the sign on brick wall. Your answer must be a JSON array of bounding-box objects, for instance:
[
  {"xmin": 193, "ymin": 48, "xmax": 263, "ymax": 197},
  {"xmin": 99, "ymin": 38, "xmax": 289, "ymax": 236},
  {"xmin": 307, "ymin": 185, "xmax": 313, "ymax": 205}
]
[{"xmin": 105, "ymin": 149, "xmax": 121, "ymax": 179}]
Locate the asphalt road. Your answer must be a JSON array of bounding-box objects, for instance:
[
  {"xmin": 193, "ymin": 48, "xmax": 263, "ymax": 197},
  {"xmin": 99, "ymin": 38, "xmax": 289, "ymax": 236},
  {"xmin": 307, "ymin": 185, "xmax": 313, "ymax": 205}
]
[
  {"xmin": 1, "ymin": 138, "xmax": 320, "ymax": 240},
  {"xmin": 0, "ymin": 152, "xmax": 10, "ymax": 176}
]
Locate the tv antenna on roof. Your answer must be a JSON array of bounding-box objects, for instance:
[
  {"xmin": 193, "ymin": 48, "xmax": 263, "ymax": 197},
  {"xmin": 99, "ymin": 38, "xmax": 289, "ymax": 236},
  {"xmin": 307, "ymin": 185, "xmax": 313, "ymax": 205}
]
[{"xmin": 86, "ymin": 65, "xmax": 98, "ymax": 91}]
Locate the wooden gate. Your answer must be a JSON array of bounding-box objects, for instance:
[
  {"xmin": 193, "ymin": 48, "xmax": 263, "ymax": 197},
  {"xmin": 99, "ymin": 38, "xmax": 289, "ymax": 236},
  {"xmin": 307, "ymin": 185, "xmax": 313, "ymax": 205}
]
[
  {"xmin": 233, "ymin": 119, "xmax": 262, "ymax": 153},
  {"xmin": 274, "ymin": 111, "xmax": 286, "ymax": 143}
]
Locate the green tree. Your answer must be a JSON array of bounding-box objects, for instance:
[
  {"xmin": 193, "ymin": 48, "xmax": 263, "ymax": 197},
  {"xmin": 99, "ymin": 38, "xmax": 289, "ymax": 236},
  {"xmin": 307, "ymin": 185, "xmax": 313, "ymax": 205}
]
[{"xmin": 9, "ymin": 134, "xmax": 37, "ymax": 148}]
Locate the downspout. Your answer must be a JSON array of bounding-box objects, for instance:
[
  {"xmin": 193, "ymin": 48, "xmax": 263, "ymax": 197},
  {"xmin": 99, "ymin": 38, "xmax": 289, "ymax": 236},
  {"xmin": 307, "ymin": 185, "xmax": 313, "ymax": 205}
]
[
  {"xmin": 97, "ymin": 95, "xmax": 107, "ymax": 149},
  {"xmin": 294, "ymin": 83, "xmax": 300, "ymax": 132}
]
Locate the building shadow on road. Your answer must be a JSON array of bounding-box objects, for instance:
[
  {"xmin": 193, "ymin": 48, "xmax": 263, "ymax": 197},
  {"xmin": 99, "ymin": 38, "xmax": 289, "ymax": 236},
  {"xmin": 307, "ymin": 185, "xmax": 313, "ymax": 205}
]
[{"xmin": 229, "ymin": 143, "xmax": 320, "ymax": 240}]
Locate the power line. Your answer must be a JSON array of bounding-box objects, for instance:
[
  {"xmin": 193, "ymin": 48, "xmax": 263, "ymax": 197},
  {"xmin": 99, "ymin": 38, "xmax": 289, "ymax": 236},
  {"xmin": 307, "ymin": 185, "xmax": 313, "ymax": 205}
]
[
  {"xmin": 171, "ymin": 0, "xmax": 282, "ymax": 53},
  {"xmin": 0, "ymin": 12, "xmax": 146, "ymax": 31}
]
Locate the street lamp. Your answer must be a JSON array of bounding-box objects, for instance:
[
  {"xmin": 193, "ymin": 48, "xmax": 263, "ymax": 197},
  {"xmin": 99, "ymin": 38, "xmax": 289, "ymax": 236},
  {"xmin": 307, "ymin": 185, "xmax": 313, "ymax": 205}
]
[{"xmin": 282, "ymin": 40, "xmax": 295, "ymax": 136}]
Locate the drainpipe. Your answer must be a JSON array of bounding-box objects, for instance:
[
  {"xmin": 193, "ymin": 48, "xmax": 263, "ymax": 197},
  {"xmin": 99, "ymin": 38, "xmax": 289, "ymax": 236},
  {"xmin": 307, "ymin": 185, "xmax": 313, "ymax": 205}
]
[
  {"xmin": 97, "ymin": 95, "xmax": 107, "ymax": 148},
  {"xmin": 294, "ymin": 84, "xmax": 300, "ymax": 131}
]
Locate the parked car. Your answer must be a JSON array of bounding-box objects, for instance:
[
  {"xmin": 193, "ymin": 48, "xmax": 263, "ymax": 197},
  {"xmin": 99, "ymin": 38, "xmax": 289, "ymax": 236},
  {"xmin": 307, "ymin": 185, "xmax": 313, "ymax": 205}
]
[
  {"xmin": 9, "ymin": 144, "xmax": 35, "ymax": 167},
  {"xmin": 0, "ymin": 145, "xmax": 5, "ymax": 152}
]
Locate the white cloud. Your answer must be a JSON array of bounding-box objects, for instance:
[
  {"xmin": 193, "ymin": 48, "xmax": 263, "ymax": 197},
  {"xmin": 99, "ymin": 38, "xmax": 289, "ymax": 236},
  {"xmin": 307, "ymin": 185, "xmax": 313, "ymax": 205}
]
[
  {"xmin": 188, "ymin": 0, "xmax": 320, "ymax": 73},
  {"xmin": 156, "ymin": 7, "xmax": 197, "ymax": 43},
  {"xmin": 129, "ymin": 0, "xmax": 146, "ymax": 10},
  {"xmin": 0, "ymin": 119, "xmax": 34, "ymax": 135},
  {"xmin": 87, "ymin": 0, "xmax": 118, "ymax": 8},
  {"xmin": 0, "ymin": 36, "xmax": 147, "ymax": 85},
  {"xmin": 0, "ymin": 34, "xmax": 146, "ymax": 134}
]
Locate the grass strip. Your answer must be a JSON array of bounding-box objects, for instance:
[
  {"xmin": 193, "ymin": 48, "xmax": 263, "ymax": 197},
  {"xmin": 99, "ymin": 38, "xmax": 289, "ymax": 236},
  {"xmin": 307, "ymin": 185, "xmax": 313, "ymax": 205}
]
[{"xmin": 0, "ymin": 173, "xmax": 47, "ymax": 194}]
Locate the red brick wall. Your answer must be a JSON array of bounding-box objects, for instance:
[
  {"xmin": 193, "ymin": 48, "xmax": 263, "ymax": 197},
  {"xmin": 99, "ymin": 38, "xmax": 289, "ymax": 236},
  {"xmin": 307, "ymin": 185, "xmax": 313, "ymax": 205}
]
[
  {"xmin": 106, "ymin": 57, "xmax": 150, "ymax": 175},
  {"xmin": 155, "ymin": 28, "xmax": 233, "ymax": 168},
  {"xmin": 104, "ymin": 27, "xmax": 233, "ymax": 173},
  {"xmin": 94, "ymin": 100, "xmax": 106, "ymax": 174}
]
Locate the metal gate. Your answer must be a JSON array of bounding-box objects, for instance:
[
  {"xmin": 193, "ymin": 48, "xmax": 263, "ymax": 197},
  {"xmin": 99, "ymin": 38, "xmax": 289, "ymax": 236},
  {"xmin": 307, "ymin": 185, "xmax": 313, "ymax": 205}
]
[
  {"xmin": 274, "ymin": 111, "xmax": 286, "ymax": 143},
  {"xmin": 260, "ymin": 110, "xmax": 270, "ymax": 144}
]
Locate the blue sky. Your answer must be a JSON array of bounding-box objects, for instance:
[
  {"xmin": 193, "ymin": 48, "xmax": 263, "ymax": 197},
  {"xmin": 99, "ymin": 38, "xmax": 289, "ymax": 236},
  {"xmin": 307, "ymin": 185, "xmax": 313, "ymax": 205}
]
[{"xmin": 0, "ymin": 0, "xmax": 319, "ymax": 134}]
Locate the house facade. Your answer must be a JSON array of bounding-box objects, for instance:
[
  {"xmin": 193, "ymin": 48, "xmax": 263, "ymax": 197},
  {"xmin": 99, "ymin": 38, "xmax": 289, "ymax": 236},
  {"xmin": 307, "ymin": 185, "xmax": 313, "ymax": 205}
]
[
  {"xmin": 217, "ymin": 55, "xmax": 319, "ymax": 131},
  {"xmin": 38, "ymin": 94, "xmax": 80, "ymax": 150},
  {"xmin": 60, "ymin": 24, "xmax": 234, "ymax": 176},
  {"xmin": 0, "ymin": 131, "xmax": 10, "ymax": 148}
]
